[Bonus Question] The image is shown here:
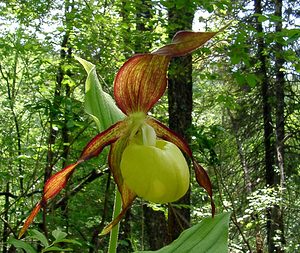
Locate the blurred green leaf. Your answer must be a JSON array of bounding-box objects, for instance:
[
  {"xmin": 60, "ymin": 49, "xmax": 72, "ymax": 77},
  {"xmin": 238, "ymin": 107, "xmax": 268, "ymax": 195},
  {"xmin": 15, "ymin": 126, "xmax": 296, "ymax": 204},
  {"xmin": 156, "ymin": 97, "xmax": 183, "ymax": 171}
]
[
  {"xmin": 52, "ymin": 229, "xmax": 67, "ymax": 241},
  {"xmin": 30, "ymin": 229, "xmax": 49, "ymax": 247},
  {"xmin": 8, "ymin": 237, "xmax": 37, "ymax": 253}
]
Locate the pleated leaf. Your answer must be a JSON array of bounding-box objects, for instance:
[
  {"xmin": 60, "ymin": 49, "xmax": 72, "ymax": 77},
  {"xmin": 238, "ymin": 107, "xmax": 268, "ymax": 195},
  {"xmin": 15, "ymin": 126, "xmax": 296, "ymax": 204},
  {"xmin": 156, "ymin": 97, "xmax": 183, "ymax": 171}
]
[
  {"xmin": 75, "ymin": 56, "xmax": 124, "ymax": 131},
  {"xmin": 136, "ymin": 212, "xmax": 230, "ymax": 253}
]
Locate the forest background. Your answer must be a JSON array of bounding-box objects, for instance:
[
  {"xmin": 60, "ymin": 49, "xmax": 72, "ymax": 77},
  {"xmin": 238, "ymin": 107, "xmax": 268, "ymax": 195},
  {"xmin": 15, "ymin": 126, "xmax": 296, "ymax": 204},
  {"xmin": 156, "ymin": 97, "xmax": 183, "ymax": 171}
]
[{"xmin": 0, "ymin": 0, "xmax": 299, "ymax": 252}]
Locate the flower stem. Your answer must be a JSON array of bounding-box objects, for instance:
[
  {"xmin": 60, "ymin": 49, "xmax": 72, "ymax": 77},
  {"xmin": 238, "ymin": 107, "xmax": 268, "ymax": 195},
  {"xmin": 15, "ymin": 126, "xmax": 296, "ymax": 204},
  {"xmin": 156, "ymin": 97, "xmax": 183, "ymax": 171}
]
[{"xmin": 108, "ymin": 188, "xmax": 122, "ymax": 253}]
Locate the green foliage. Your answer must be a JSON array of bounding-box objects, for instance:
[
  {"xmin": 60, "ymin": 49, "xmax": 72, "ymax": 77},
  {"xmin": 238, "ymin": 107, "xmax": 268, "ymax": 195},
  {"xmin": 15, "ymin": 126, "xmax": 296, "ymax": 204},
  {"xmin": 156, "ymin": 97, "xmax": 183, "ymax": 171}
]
[{"xmin": 8, "ymin": 228, "xmax": 81, "ymax": 253}]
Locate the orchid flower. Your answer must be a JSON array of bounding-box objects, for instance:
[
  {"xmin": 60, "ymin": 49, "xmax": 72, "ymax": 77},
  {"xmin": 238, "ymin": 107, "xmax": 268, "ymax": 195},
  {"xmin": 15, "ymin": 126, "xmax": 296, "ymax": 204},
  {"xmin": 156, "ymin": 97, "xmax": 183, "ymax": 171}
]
[{"xmin": 19, "ymin": 31, "xmax": 216, "ymax": 238}]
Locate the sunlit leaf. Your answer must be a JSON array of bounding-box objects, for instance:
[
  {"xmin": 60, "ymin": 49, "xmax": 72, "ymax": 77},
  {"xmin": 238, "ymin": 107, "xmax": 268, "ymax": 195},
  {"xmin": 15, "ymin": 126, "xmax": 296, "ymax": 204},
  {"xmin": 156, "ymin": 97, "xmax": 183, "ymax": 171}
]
[
  {"xmin": 75, "ymin": 56, "xmax": 124, "ymax": 131},
  {"xmin": 52, "ymin": 229, "xmax": 67, "ymax": 241},
  {"xmin": 136, "ymin": 212, "xmax": 230, "ymax": 253},
  {"xmin": 30, "ymin": 229, "xmax": 49, "ymax": 247}
]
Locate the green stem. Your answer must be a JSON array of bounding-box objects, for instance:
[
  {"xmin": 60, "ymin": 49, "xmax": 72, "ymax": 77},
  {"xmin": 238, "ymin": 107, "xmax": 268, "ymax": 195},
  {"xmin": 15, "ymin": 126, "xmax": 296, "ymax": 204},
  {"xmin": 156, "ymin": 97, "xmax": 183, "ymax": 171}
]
[{"xmin": 108, "ymin": 188, "xmax": 122, "ymax": 253}]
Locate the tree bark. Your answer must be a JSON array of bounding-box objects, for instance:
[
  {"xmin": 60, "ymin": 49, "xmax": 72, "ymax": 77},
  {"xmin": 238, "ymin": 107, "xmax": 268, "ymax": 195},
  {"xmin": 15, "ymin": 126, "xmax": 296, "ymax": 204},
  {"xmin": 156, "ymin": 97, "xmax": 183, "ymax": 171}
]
[
  {"xmin": 167, "ymin": 3, "xmax": 195, "ymax": 241},
  {"xmin": 133, "ymin": 0, "xmax": 170, "ymax": 249},
  {"xmin": 143, "ymin": 204, "xmax": 169, "ymax": 250},
  {"xmin": 273, "ymin": 0, "xmax": 286, "ymax": 250},
  {"xmin": 254, "ymin": 0, "xmax": 285, "ymax": 251},
  {"xmin": 42, "ymin": 0, "xmax": 74, "ymax": 238},
  {"xmin": 2, "ymin": 183, "xmax": 10, "ymax": 253}
]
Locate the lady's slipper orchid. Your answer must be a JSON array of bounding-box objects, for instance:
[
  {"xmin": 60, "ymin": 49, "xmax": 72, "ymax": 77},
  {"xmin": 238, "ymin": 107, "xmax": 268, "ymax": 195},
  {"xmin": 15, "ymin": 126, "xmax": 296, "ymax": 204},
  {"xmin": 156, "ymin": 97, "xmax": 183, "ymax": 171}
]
[{"xmin": 19, "ymin": 31, "xmax": 216, "ymax": 238}]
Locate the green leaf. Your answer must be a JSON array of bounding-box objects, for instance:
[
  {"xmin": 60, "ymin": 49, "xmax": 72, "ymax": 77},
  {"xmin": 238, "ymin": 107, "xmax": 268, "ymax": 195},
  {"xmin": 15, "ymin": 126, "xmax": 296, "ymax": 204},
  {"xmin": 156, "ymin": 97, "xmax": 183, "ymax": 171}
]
[
  {"xmin": 8, "ymin": 237, "xmax": 37, "ymax": 253},
  {"xmin": 135, "ymin": 212, "xmax": 230, "ymax": 253},
  {"xmin": 52, "ymin": 229, "xmax": 67, "ymax": 241},
  {"xmin": 75, "ymin": 56, "xmax": 124, "ymax": 131},
  {"xmin": 294, "ymin": 63, "xmax": 300, "ymax": 73},
  {"xmin": 30, "ymin": 229, "xmax": 49, "ymax": 247},
  {"xmin": 245, "ymin": 73, "xmax": 258, "ymax": 87},
  {"xmin": 258, "ymin": 15, "xmax": 268, "ymax": 22},
  {"xmin": 268, "ymin": 14, "xmax": 282, "ymax": 22}
]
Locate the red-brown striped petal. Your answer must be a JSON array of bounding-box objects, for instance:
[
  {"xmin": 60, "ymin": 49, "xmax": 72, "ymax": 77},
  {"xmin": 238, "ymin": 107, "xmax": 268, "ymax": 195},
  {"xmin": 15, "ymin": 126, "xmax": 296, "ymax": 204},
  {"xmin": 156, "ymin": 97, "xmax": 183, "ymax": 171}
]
[
  {"xmin": 43, "ymin": 161, "xmax": 82, "ymax": 201},
  {"xmin": 100, "ymin": 191, "xmax": 135, "ymax": 235},
  {"xmin": 153, "ymin": 31, "xmax": 216, "ymax": 56},
  {"xmin": 146, "ymin": 117, "xmax": 192, "ymax": 156},
  {"xmin": 193, "ymin": 160, "xmax": 215, "ymax": 217},
  {"xmin": 18, "ymin": 202, "xmax": 42, "ymax": 238},
  {"xmin": 80, "ymin": 120, "xmax": 126, "ymax": 160},
  {"xmin": 114, "ymin": 54, "xmax": 170, "ymax": 114},
  {"xmin": 108, "ymin": 137, "xmax": 136, "ymax": 224},
  {"xmin": 114, "ymin": 31, "xmax": 216, "ymax": 115}
]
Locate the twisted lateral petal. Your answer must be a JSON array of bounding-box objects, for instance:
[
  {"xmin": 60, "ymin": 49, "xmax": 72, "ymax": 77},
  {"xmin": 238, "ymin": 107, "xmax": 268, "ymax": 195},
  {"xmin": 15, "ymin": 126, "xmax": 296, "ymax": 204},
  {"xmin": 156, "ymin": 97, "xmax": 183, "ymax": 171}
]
[
  {"xmin": 19, "ymin": 161, "xmax": 81, "ymax": 238},
  {"xmin": 19, "ymin": 121, "xmax": 127, "ymax": 238},
  {"xmin": 153, "ymin": 31, "xmax": 217, "ymax": 57},
  {"xmin": 19, "ymin": 202, "xmax": 41, "ymax": 238},
  {"xmin": 100, "ymin": 199, "xmax": 133, "ymax": 236},
  {"xmin": 114, "ymin": 54, "xmax": 170, "ymax": 114},
  {"xmin": 147, "ymin": 117, "xmax": 215, "ymax": 216},
  {"xmin": 193, "ymin": 160, "xmax": 215, "ymax": 217},
  {"xmin": 146, "ymin": 117, "xmax": 192, "ymax": 157},
  {"xmin": 43, "ymin": 162, "xmax": 82, "ymax": 201},
  {"xmin": 80, "ymin": 120, "xmax": 127, "ymax": 160},
  {"xmin": 101, "ymin": 138, "xmax": 136, "ymax": 235}
]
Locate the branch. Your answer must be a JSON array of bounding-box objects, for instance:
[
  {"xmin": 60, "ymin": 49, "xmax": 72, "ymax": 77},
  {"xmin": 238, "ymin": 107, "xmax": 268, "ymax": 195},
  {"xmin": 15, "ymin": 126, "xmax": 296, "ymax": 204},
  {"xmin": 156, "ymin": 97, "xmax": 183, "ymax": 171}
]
[{"xmin": 0, "ymin": 190, "xmax": 42, "ymax": 199}]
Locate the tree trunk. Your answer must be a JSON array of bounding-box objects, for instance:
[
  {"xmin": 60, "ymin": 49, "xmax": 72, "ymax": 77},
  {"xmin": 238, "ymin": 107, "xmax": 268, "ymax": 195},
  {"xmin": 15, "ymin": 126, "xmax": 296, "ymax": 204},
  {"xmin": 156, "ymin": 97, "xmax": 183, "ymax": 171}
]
[
  {"xmin": 42, "ymin": 0, "xmax": 73, "ymax": 238},
  {"xmin": 167, "ymin": 3, "xmax": 195, "ymax": 241},
  {"xmin": 2, "ymin": 182, "xmax": 10, "ymax": 253},
  {"xmin": 134, "ymin": 0, "xmax": 170, "ymax": 249},
  {"xmin": 254, "ymin": 0, "xmax": 285, "ymax": 251},
  {"xmin": 143, "ymin": 204, "xmax": 169, "ymax": 250},
  {"xmin": 273, "ymin": 0, "xmax": 286, "ymax": 250}
]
